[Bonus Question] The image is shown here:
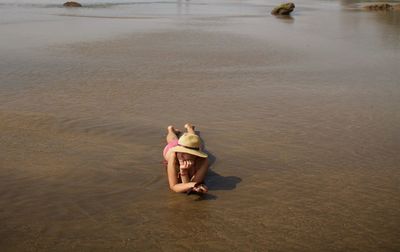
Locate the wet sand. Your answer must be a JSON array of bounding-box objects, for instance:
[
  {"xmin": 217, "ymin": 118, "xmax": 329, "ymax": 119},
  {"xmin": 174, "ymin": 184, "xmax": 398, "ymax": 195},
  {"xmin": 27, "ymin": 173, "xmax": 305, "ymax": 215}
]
[{"xmin": 1, "ymin": 0, "xmax": 400, "ymax": 251}]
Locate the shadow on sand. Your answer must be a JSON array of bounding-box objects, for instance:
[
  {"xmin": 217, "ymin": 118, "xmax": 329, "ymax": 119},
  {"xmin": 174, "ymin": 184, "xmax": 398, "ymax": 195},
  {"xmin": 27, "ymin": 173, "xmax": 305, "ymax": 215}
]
[
  {"xmin": 204, "ymin": 150, "xmax": 241, "ymax": 191},
  {"xmin": 189, "ymin": 132, "xmax": 242, "ymax": 200}
]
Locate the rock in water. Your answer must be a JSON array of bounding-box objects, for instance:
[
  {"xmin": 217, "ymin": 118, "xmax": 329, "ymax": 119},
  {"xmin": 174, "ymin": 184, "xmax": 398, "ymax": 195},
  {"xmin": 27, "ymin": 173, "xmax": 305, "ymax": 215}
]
[
  {"xmin": 271, "ymin": 3, "xmax": 295, "ymax": 15},
  {"xmin": 363, "ymin": 3, "xmax": 400, "ymax": 11},
  {"xmin": 63, "ymin": 1, "xmax": 82, "ymax": 7},
  {"xmin": 364, "ymin": 3, "xmax": 393, "ymax": 10}
]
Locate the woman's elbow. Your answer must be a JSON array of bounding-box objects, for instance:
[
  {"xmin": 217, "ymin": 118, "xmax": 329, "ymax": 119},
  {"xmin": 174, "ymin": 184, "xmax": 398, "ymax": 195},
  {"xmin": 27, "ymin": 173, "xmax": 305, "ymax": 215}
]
[{"xmin": 169, "ymin": 184, "xmax": 179, "ymax": 193}]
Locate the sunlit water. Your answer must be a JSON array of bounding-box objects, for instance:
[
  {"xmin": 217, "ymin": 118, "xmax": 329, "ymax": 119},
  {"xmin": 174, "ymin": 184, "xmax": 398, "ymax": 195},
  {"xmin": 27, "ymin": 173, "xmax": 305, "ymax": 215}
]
[{"xmin": 0, "ymin": 0, "xmax": 399, "ymax": 251}]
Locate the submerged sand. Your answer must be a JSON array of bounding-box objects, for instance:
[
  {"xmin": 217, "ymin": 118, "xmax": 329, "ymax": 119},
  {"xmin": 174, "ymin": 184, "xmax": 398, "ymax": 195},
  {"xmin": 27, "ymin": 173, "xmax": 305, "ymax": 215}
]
[{"xmin": 0, "ymin": 0, "xmax": 400, "ymax": 250}]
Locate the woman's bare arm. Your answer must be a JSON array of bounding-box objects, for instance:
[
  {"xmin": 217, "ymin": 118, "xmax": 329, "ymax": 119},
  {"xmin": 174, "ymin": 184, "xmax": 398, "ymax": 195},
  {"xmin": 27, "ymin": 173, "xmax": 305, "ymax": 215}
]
[
  {"xmin": 167, "ymin": 152, "xmax": 197, "ymax": 193},
  {"xmin": 190, "ymin": 158, "xmax": 209, "ymax": 183}
]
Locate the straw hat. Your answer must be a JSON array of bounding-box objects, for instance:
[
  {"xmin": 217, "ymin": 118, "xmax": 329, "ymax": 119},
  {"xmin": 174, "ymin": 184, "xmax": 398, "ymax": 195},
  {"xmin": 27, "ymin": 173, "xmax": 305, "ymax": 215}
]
[{"xmin": 170, "ymin": 133, "xmax": 208, "ymax": 158}]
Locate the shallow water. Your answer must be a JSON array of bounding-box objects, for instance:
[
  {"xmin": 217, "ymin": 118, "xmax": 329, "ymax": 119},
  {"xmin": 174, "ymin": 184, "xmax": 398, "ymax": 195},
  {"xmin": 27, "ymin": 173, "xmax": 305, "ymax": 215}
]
[{"xmin": 0, "ymin": 0, "xmax": 400, "ymax": 251}]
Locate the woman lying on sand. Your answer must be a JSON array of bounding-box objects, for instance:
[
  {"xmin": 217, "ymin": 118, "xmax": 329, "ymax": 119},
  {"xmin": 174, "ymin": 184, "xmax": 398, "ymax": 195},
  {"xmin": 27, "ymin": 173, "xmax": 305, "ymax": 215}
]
[{"xmin": 163, "ymin": 123, "xmax": 209, "ymax": 194}]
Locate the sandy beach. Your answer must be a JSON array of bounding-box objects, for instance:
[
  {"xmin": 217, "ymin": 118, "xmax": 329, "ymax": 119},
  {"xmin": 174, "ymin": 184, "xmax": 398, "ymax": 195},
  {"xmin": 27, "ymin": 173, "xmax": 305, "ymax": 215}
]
[{"xmin": 1, "ymin": 0, "xmax": 400, "ymax": 250}]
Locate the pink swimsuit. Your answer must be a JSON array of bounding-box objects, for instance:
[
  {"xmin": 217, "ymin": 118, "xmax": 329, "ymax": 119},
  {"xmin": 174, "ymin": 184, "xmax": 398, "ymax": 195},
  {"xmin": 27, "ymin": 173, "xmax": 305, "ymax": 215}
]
[{"xmin": 163, "ymin": 139, "xmax": 179, "ymax": 160}]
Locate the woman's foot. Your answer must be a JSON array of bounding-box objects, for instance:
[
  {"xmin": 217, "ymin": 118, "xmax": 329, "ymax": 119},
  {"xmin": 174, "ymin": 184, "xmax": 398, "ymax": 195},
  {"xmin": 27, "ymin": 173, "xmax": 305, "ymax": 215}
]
[
  {"xmin": 184, "ymin": 123, "xmax": 195, "ymax": 134},
  {"xmin": 167, "ymin": 125, "xmax": 181, "ymax": 135}
]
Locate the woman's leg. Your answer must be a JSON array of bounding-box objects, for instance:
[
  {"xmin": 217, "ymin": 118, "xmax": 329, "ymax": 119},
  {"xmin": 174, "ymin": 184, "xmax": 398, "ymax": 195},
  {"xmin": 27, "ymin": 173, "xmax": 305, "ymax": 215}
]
[
  {"xmin": 185, "ymin": 123, "xmax": 206, "ymax": 150},
  {"xmin": 166, "ymin": 125, "xmax": 179, "ymax": 144},
  {"xmin": 184, "ymin": 123, "xmax": 196, "ymax": 135}
]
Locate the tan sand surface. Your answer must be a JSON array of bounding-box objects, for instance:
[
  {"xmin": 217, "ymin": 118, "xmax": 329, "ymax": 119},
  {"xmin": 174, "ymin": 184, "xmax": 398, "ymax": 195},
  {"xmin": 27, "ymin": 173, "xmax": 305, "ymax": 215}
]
[{"xmin": 1, "ymin": 1, "xmax": 400, "ymax": 250}]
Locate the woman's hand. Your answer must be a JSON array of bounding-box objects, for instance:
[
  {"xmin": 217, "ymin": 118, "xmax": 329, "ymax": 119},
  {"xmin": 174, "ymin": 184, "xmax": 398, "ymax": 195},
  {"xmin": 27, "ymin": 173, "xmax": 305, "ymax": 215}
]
[
  {"xmin": 193, "ymin": 183, "xmax": 208, "ymax": 193},
  {"xmin": 187, "ymin": 183, "xmax": 208, "ymax": 194},
  {"xmin": 178, "ymin": 159, "xmax": 194, "ymax": 170}
]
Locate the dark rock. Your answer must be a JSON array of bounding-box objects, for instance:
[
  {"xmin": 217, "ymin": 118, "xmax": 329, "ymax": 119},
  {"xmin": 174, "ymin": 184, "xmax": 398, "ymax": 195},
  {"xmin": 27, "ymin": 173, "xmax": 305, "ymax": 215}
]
[
  {"xmin": 63, "ymin": 1, "xmax": 82, "ymax": 7},
  {"xmin": 271, "ymin": 2, "xmax": 295, "ymax": 15},
  {"xmin": 364, "ymin": 3, "xmax": 393, "ymax": 10}
]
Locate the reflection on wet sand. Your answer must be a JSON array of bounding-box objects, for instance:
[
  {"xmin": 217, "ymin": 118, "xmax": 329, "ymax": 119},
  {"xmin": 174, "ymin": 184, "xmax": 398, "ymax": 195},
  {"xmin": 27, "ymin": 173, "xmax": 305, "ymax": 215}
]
[{"xmin": 1, "ymin": 0, "xmax": 400, "ymax": 250}]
